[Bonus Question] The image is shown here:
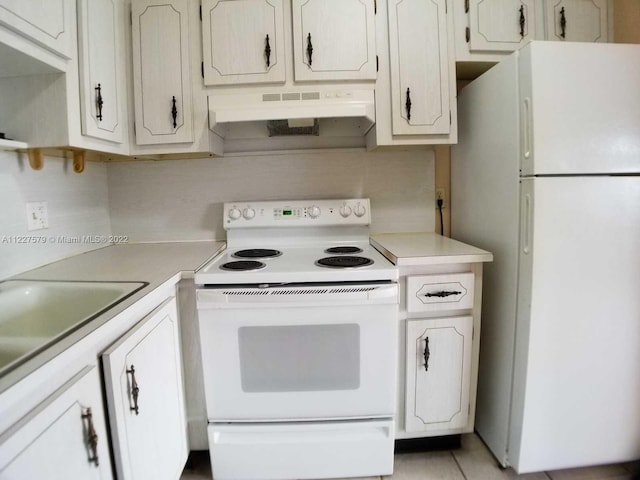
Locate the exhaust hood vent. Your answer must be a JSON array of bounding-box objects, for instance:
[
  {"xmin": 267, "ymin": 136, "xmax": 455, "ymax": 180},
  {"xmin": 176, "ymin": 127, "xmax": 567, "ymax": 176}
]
[{"xmin": 267, "ymin": 119, "xmax": 319, "ymax": 136}]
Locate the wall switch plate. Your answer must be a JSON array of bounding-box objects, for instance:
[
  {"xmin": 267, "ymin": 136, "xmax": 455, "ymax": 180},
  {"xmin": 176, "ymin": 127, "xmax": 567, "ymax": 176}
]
[{"xmin": 26, "ymin": 201, "xmax": 49, "ymax": 230}]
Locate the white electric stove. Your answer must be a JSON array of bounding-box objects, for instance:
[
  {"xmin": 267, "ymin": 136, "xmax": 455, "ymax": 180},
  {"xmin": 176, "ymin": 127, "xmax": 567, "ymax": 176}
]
[{"xmin": 195, "ymin": 199, "xmax": 399, "ymax": 480}]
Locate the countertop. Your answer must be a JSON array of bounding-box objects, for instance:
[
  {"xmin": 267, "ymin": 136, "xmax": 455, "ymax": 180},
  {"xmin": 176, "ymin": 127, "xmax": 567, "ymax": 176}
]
[
  {"xmin": 2, "ymin": 241, "xmax": 225, "ymax": 392},
  {"xmin": 370, "ymin": 232, "xmax": 493, "ymax": 266}
]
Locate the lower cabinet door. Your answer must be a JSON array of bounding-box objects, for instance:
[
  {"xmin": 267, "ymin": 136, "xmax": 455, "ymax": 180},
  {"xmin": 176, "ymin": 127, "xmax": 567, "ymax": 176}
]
[
  {"xmin": 0, "ymin": 366, "xmax": 113, "ymax": 479},
  {"xmin": 405, "ymin": 316, "xmax": 473, "ymax": 433},
  {"xmin": 102, "ymin": 297, "xmax": 188, "ymax": 480}
]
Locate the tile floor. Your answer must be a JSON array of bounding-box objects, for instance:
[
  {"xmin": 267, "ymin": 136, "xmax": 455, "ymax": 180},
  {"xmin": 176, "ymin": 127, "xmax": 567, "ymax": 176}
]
[{"xmin": 180, "ymin": 433, "xmax": 639, "ymax": 480}]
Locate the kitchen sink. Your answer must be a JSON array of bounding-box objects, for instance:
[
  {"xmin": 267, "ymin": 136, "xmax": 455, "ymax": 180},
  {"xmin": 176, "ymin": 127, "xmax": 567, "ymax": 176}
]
[{"xmin": 0, "ymin": 280, "xmax": 148, "ymax": 374}]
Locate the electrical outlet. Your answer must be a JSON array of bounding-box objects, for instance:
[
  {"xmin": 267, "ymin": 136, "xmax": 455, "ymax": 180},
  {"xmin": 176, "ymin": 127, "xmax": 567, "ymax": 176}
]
[
  {"xmin": 435, "ymin": 189, "xmax": 446, "ymax": 209},
  {"xmin": 26, "ymin": 201, "xmax": 49, "ymax": 230}
]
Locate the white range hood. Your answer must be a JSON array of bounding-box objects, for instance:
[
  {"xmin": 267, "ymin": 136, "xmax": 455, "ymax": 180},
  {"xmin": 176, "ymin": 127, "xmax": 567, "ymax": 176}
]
[{"xmin": 207, "ymin": 88, "xmax": 375, "ymax": 154}]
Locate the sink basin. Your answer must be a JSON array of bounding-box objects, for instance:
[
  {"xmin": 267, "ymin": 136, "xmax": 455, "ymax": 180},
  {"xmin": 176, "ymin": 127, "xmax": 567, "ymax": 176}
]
[{"xmin": 0, "ymin": 280, "xmax": 147, "ymax": 374}]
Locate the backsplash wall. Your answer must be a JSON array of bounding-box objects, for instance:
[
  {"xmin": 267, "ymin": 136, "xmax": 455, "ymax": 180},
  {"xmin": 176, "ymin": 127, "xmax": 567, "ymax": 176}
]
[
  {"xmin": 0, "ymin": 151, "xmax": 112, "ymax": 279},
  {"xmin": 108, "ymin": 150, "xmax": 436, "ymax": 242}
]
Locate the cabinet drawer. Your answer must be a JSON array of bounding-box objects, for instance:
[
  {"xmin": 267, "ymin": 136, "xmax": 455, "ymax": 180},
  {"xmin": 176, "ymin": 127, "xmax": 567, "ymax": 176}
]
[{"xmin": 406, "ymin": 273, "xmax": 474, "ymax": 313}]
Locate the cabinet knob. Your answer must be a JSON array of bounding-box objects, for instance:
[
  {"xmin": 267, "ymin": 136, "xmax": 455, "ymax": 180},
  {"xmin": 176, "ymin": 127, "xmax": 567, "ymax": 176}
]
[
  {"xmin": 265, "ymin": 34, "xmax": 271, "ymax": 68},
  {"xmin": 171, "ymin": 96, "xmax": 178, "ymax": 129},
  {"xmin": 423, "ymin": 337, "xmax": 430, "ymax": 372},
  {"xmin": 127, "ymin": 365, "xmax": 140, "ymax": 415},
  {"xmin": 82, "ymin": 408, "xmax": 100, "ymax": 467},
  {"xmin": 95, "ymin": 83, "xmax": 103, "ymax": 122},
  {"xmin": 559, "ymin": 7, "xmax": 567, "ymax": 39},
  {"xmin": 306, "ymin": 33, "xmax": 313, "ymax": 67}
]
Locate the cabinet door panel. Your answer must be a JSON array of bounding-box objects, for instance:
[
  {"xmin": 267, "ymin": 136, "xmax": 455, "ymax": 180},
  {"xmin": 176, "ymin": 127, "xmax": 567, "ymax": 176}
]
[
  {"xmin": 292, "ymin": 0, "xmax": 376, "ymax": 81},
  {"xmin": 405, "ymin": 316, "xmax": 472, "ymax": 432},
  {"xmin": 0, "ymin": 366, "xmax": 112, "ymax": 479},
  {"xmin": 78, "ymin": 0, "xmax": 124, "ymax": 143},
  {"xmin": 131, "ymin": 0, "xmax": 193, "ymax": 145},
  {"xmin": 102, "ymin": 297, "xmax": 187, "ymax": 480},
  {"xmin": 202, "ymin": 0, "xmax": 285, "ymax": 85},
  {"xmin": 388, "ymin": 0, "xmax": 450, "ymax": 135},
  {"xmin": 545, "ymin": 0, "xmax": 608, "ymax": 42},
  {"xmin": 469, "ymin": 0, "xmax": 537, "ymax": 52},
  {"xmin": 0, "ymin": 0, "xmax": 73, "ymax": 58}
]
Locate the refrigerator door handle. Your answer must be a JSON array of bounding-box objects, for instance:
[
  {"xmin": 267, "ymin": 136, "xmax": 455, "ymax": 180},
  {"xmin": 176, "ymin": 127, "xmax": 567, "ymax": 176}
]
[
  {"xmin": 523, "ymin": 193, "xmax": 532, "ymax": 254},
  {"xmin": 522, "ymin": 97, "xmax": 532, "ymax": 160}
]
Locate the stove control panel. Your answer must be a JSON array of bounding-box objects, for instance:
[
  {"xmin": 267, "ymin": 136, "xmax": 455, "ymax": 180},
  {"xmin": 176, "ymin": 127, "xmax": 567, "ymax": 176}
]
[{"xmin": 224, "ymin": 199, "xmax": 370, "ymax": 228}]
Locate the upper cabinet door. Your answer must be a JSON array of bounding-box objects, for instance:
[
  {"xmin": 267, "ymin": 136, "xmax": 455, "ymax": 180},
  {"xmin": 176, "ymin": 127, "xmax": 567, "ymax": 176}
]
[
  {"xmin": 131, "ymin": 0, "xmax": 194, "ymax": 145},
  {"xmin": 77, "ymin": 0, "xmax": 124, "ymax": 144},
  {"xmin": 468, "ymin": 0, "xmax": 537, "ymax": 52},
  {"xmin": 102, "ymin": 298, "xmax": 188, "ymax": 480},
  {"xmin": 544, "ymin": 0, "xmax": 608, "ymax": 42},
  {"xmin": 202, "ymin": 0, "xmax": 285, "ymax": 85},
  {"xmin": 292, "ymin": 0, "xmax": 376, "ymax": 81},
  {"xmin": 0, "ymin": 0, "xmax": 74, "ymax": 58},
  {"xmin": 388, "ymin": 0, "xmax": 451, "ymax": 135}
]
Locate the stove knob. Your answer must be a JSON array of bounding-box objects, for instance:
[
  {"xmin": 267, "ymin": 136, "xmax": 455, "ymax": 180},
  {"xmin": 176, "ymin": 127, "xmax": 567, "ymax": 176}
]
[
  {"xmin": 308, "ymin": 205, "xmax": 321, "ymax": 218},
  {"xmin": 243, "ymin": 207, "xmax": 256, "ymax": 220},
  {"xmin": 354, "ymin": 203, "xmax": 367, "ymax": 217},
  {"xmin": 339, "ymin": 204, "xmax": 352, "ymax": 218},
  {"xmin": 228, "ymin": 207, "xmax": 242, "ymax": 220}
]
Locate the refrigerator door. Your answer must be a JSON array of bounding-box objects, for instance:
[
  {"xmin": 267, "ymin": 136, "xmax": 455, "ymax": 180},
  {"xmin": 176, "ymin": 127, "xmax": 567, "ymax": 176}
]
[
  {"xmin": 511, "ymin": 176, "xmax": 640, "ymax": 473},
  {"xmin": 519, "ymin": 42, "xmax": 640, "ymax": 176}
]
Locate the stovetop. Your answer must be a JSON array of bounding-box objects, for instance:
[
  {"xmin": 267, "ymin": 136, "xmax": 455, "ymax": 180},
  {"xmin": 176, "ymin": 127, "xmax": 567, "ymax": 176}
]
[
  {"xmin": 194, "ymin": 198, "xmax": 398, "ymax": 285},
  {"xmin": 195, "ymin": 241, "xmax": 397, "ymax": 284}
]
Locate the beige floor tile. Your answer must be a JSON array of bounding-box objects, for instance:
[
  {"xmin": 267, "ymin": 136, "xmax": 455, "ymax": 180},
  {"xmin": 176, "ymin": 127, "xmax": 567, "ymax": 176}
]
[
  {"xmin": 454, "ymin": 434, "xmax": 550, "ymax": 480},
  {"xmin": 546, "ymin": 464, "xmax": 632, "ymax": 480},
  {"xmin": 383, "ymin": 451, "xmax": 465, "ymax": 480}
]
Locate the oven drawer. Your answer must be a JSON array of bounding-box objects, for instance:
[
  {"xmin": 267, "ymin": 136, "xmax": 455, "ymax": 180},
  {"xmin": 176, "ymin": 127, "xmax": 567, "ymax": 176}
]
[
  {"xmin": 406, "ymin": 273, "xmax": 474, "ymax": 313},
  {"xmin": 208, "ymin": 419, "xmax": 394, "ymax": 480}
]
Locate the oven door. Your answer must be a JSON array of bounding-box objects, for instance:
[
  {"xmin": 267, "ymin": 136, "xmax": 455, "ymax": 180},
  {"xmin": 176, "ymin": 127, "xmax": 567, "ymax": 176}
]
[{"xmin": 196, "ymin": 282, "xmax": 398, "ymax": 422}]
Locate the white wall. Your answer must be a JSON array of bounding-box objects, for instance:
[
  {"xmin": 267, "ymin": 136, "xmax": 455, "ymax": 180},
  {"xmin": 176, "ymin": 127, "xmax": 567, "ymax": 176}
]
[
  {"xmin": 0, "ymin": 151, "xmax": 112, "ymax": 279},
  {"xmin": 107, "ymin": 150, "xmax": 436, "ymax": 242}
]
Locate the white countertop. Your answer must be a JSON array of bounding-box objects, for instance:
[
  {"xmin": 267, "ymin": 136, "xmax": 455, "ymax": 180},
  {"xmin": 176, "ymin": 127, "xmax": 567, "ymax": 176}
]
[
  {"xmin": 2, "ymin": 241, "xmax": 225, "ymax": 392},
  {"xmin": 370, "ymin": 233, "xmax": 493, "ymax": 266}
]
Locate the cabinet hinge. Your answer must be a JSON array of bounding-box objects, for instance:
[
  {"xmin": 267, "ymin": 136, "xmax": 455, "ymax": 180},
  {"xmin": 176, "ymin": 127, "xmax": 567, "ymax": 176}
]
[
  {"xmin": 201, "ymin": 61, "xmax": 204, "ymax": 79},
  {"xmin": 376, "ymin": 55, "xmax": 379, "ymax": 72},
  {"xmin": 464, "ymin": 0, "xmax": 469, "ymax": 14},
  {"xmin": 465, "ymin": 26, "xmax": 470, "ymax": 43}
]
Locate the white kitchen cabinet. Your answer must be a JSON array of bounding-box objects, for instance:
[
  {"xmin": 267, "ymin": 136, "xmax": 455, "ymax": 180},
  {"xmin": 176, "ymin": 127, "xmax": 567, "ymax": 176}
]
[
  {"xmin": 0, "ymin": 0, "xmax": 74, "ymax": 59},
  {"xmin": 454, "ymin": 0, "xmax": 610, "ymax": 64},
  {"xmin": 77, "ymin": 0, "xmax": 125, "ymax": 144},
  {"xmin": 467, "ymin": 0, "xmax": 537, "ymax": 53},
  {"xmin": 291, "ymin": 0, "xmax": 377, "ymax": 82},
  {"xmin": 544, "ymin": 0, "xmax": 608, "ymax": 42},
  {"xmin": 202, "ymin": 0, "xmax": 285, "ymax": 86},
  {"xmin": 387, "ymin": 0, "xmax": 452, "ymax": 135},
  {"xmin": 102, "ymin": 297, "xmax": 188, "ymax": 480},
  {"xmin": 405, "ymin": 316, "xmax": 473, "ymax": 432},
  {"xmin": 0, "ymin": 366, "xmax": 113, "ymax": 479},
  {"xmin": 131, "ymin": 0, "xmax": 194, "ymax": 145}
]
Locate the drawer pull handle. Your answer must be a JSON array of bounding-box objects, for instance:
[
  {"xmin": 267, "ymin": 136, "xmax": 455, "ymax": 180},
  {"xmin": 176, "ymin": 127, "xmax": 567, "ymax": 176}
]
[
  {"xmin": 423, "ymin": 290, "xmax": 461, "ymax": 298},
  {"xmin": 306, "ymin": 33, "xmax": 313, "ymax": 66},
  {"xmin": 559, "ymin": 7, "xmax": 567, "ymax": 39},
  {"xmin": 519, "ymin": 5, "xmax": 525, "ymax": 38},
  {"xmin": 82, "ymin": 408, "xmax": 99, "ymax": 466},
  {"xmin": 405, "ymin": 88, "xmax": 412, "ymax": 121},
  {"xmin": 171, "ymin": 96, "xmax": 178, "ymax": 129},
  {"xmin": 423, "ymin": 337, "xmax": 430, "ymax": 372},
  {"xmin": 127, "ymin": 365, "xmax": 140, "ymax": 415}
]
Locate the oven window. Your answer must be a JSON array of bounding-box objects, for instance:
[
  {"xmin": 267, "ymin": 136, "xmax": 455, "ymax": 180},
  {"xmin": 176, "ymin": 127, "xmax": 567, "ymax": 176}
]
[{"xmin": 238, "ymin": 324, "xmax": 360, "ymax": 392}]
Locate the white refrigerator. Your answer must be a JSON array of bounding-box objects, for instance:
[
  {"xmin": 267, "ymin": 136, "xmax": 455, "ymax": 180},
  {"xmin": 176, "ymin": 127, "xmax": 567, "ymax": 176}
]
[{"xmin": 451, "ymin": 42, "xmax": 640, "ymax": 473}]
